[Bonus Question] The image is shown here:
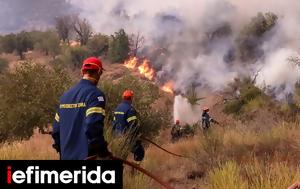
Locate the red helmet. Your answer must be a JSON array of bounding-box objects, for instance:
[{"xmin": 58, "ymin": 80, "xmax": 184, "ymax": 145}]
[
  {"xmin": 175, "ymin": 120, "xmax": 180, "ymax": 124},
  {"xmin": 203, "ymin": 106, "xmax": 209, "ymax": 111},
  {"xmin": 123, "ymin": 90, "xmax": 134, "ymax": 100},
  {"xmin": 81, "ymin": 57, "xmax": 104, "ymax": 72}
]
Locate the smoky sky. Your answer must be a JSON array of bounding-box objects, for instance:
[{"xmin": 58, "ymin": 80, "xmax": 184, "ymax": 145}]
[{"xmin": 0, "ymin": 0, "xmax": 76, "ymax": 34}]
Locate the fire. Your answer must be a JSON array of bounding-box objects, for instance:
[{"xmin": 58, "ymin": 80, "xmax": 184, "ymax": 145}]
[
  {"xmin": 161, "ymin": 81, "xmax": 174, "ymax": 94},
  {"xmin": 123, "ymin": 57, "xmax": 155, "ymax": 80},
  {"xmin": 124, "ymin": 57, "xmax": 138, "ymax": 69},
  {"xmin": 138, "ymin": 59, "xmax": 155, "ymax": 80}
]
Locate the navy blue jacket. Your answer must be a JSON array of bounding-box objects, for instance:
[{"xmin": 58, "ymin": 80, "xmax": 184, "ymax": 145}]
[
  {"xmin": 112, "ymin": 101, "xmax": 138, "ymax": 134},
  {"xmin": 202, "ymin": 112, "xmax": 212, "ymax": 129},
  {"xmin": 52, "ymin": 79, "xmax": 106, "ymax": 160}
]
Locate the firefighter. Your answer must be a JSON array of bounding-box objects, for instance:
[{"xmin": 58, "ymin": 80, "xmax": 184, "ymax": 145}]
[
  {"xmin": 171, "ymin": 120, "xmax": 182, "ymax": 142},
  {"xmin": 112, "ymin": 90, "xmax": 145, "ymax": 162},
  {"xmin": 52, "ymin": 57, "xmax": 111, "ymax": 160},
  {"xmin": 201, "ymin": 106, "xmax": 219, "ymax": 131}
]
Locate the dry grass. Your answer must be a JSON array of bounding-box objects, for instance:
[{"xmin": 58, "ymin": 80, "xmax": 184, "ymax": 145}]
[
  {"xmin": 1, "ymin": 123, "xmax": 300, "ymax": 189},
  {"xmin": 0, "ymin": 130, "xmax": 58, "ymax": 160}
]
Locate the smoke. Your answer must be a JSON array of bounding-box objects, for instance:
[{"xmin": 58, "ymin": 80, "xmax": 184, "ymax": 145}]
[
  {"xmin": 2, "ymin": 0, "xmax": 300, "ymax": 100},
  {"xmin": 68, "ymin": 0, "xmax": 300, "ymax": 99},
  {"xmin": 173, "ymin": 95, "xmax": 202, "ymax": 124},
  {"xmin": 0, "ymin": 0, "xmax": 75, "ymax": 34},
  {"xmin": 255, "ymin": 48, "xmax": 300, "ymax": 99}
]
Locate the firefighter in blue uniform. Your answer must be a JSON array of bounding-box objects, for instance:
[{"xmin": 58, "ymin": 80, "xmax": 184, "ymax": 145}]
[
  {"xmin": 112, "ymin": 90, "xmax": 145, "ymax": 162},
  {"xmin": 52, "ymin": 57, "xmax": 111, "ymax": 160},
  {"xmin": 202, "ymin": 106, "xmax": 219, "ymax": 131}
]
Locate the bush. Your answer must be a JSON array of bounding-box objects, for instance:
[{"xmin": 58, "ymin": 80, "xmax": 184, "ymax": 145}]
[
  {"xmin": 0, "ymin": 57, "xmax": 8, "ymax": 73},
  {"xmin": 15, "ymin": 31, "xmax": 34, "ymax": 59},
  {"xmin": 58, "ymin": 46, "xmax": 90, "ymax": 69},
  {"xmin": 236, "ymin": 12, "xmax": 278, "ymax": 62},
  {"xmin": 0, "ymin": 61, "xmax": 72, "ymax": 142},
  {"xmin": 0, "ymin": 34, "xmax": 16, "ymax": 54},
  {"xmin": 101, "ymin": 75, "xmax": 168, "ymax": 139},
  {"xmin": 87, "ymin": 34, "xmax": 109, "ymax": 57},
  {"xmin": 33, "ymin": 31, "xmax": 61, "ymax": 58},
  {"xmin": 108, "ymin": 29, "xmax": 130, "ymax": 63},
  {"xmin": 224, "ymin": 78, "xmax": 266, "ymax": 115}
]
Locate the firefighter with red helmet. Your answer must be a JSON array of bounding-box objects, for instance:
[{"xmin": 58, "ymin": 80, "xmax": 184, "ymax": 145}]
[
  {"xmin": 52, "ymin": 57, "xmax": 111, "ymax": 160},
  {"xmin": 171, "ymin": 120, "xmax": 182, "ymax": 142},
  {"xmin": 201, "ymin": 106, "xmax": 219, "ymax": 131},
  {"xmin": 112, "ymin": 90, "xmax": 145, "ymax": 162}
]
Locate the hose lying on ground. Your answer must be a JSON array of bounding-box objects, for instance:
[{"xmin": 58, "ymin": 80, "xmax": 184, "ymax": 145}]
[{"xmin": 141, "ymin": 136, "xmax": 196, "ymax": 161}]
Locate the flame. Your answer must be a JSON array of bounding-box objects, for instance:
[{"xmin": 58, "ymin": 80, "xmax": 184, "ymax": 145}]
[
  {"xmin": 161, "ymin": 81, "xmax": 174, "ymax": 94},
  {"xmin": 138, "ymin": 59, "xmax": 155, "ymax": 80},
  {"xmin": 124, "ymin": 57, "xmax": 138, "ymax": 69}
]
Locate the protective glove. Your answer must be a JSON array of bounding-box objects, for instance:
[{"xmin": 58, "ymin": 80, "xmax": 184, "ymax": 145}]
[
  {"xmin": 52, "ymin": 143, "xmax": 60, "ymax": 153},
  {"xmin": 88, "ymin": 141, "xmax": 112, "ymax": 158},
  {"xmin": 131, "ymin": 140, "xmax": 145, "ymax": 161}
]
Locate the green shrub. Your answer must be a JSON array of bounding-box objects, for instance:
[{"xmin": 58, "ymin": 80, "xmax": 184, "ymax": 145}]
[
  {"xmin": 0, "ymin": 34, "xmax": 16, "ymax": 54},
  {"xmin": 0, "ymin": 61, "xmax": 72, "ymax": 142},
  {"xmin": 108, "ymin": 29, "xmax": 130, "ymax": 63},
  {"xmin": 58, "ymin": 46, "xmax": 90, "ymax": 69},
  {"xmin": 0, "ymin": 57, "xmax": 8, "ymax": 73},
  {"xmin": 224, "ymin": 78, "xmax": 266, "ymax": 115},
  {"xmin": 33, "ymin": 31, "xmax": 61, "ymax": 58},
  {"xmin": 87, "ymin": 34, "xmax": 109, "ymax": 57},
  {"xmin": 236, "ymin": 12, "xmax": 278, "ymax": 61},
  {"xmin": 101, "ymin": 74, "xmax": 168, "ymax": 139}
]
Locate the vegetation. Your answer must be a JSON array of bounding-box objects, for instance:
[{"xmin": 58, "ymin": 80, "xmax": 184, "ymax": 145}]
[
  {"xmin": 224, "ymin": 78, "xmax": 269, "ymax": 115},
  {"xmin": 236, "ymin": 12, "xmax": 278, "ymax": 62},
  {"xmin": 87, "ymin": 34, "xmax": 109, "ymax": 57},
  {"xmin": 0, "ymin": 61, "xmax": 72, "ymax": 142},
  {"xmin": 0, "ymin": 57, "xmax": 8, "ymax": 73},
  {"xmin": 101, "ymin": 74, "xmax": 169, "ymax": 139},
  {"xmin": 108, "ymin": 29, "xmax": 130, "ymax": 63},
  {"xmin": 33, "ymin": 31, "xmax": 61, "ymax": 58}
]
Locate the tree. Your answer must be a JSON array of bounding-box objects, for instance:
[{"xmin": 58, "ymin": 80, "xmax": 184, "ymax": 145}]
[
  {"xmin": 15, "ymin": 32, "xmax": 33, "ymax": 59},
  {"xmin": 55, "ymin": 15, "xmax": 73, "ymax": 44},
  {"xmin": 130, "ymin": 32, "xmax": 145, "ymax": 56},
  {"xmin": 101, "ymin": 75, "xmax": 169, "ymax": 139},
  {"xmin": 34, "ymin": 31, "xmax": 61, "ymax": 59},
  {"xmin": 69, "ymin": 46, "xmax": 90, "ymax": 68},
  {"xmin": 0, "ymin": 34, "xmax": 16, "ymax": 54},
  {"xmin": 0, "ymin": 61, "xmax": 72, "ymax": 142},
  {"xmin": 73, "ymin": 16, "xmax": 93, "ymax": 46},
  {"xmin": 87, "ymin": 34, "xmax": 109, "ymax": 57},
  {"xmin": 236, "ymin": 12, "xmax": 278, "ymax": 62},
  {"xmin": 108, "ymin": 29, "xmax": 130, "ymax": 63},
  {"xmin": 0, "ymin": 58, "xmax": 8, "ymax": 73}
]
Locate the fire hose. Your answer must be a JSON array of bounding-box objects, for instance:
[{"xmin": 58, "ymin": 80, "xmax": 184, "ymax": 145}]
[
  {"xmin": 44, "ymin": 132, "xmax": 174, "ymax": 188},
  {"xmin": 85, "ymin": 155, "xmax": 174, "ymax": 189},
  {"xmin": 140, "ymin": 137, "xmax": 196, "ymax": 161}
]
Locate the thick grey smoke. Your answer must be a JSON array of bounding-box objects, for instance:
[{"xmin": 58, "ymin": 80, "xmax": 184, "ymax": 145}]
[
  {"xmin": 68, "ymin": 0, "xmax": 300, "ymax": 122},
  {"xmin": 2, "ymin": 0, "xmax": 300, "ymax": 96},
  {"xmin": 69, "ymin": 0, "xmax": 300, "ymax": 99},
  {"xmin": 0, "ymin": 0, "xmax": 75, "ymax": 34}
]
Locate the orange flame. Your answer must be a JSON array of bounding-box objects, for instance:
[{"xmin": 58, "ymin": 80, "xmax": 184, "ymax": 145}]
[
  {"xmin": 124, "ymin": 57, "xmax": 138, "ymax": 69},
  {"xmin": 138, "ymin": 59, "xmax": 155, "ymax": 80},
  {"xmin": 161, "ymin": 81, "xmax": 174, "ymax": 94}
]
